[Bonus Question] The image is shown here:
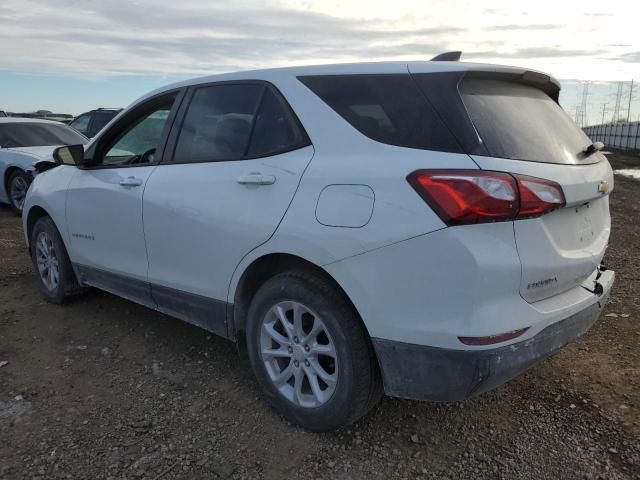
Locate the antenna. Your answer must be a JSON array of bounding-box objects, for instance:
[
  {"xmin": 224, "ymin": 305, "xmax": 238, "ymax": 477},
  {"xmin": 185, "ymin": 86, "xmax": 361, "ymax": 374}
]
[{"xmin": 430, "ymin": 51, "xmax": 462, "ymax": 62}]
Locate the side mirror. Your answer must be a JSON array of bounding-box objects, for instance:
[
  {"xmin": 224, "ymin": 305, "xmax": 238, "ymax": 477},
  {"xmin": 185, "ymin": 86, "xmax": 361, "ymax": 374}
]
[{"xmin": 53, "ymin": 144, "xmax": 85, "ymax": 166}]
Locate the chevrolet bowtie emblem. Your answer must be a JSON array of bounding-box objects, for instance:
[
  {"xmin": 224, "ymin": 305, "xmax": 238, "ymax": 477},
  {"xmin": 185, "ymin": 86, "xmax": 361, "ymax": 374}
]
[{"xmin": 598, "ymin": 180, "xmax": 610, "ymax": 194}]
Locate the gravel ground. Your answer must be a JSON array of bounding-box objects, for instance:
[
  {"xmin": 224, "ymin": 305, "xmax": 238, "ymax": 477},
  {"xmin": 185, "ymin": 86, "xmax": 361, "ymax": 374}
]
[{"xmin": 1, "ymin": 152, "xmax": 639, "ymax": 479}]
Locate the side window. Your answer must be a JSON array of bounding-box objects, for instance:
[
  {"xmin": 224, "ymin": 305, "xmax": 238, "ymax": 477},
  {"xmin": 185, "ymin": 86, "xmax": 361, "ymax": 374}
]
[
  {"xmin": 100, "ymin": 96, "xmax": 175, "ymax": 166},
  {"xmin": 174, "ymin": 84, "xmax": 263, "ymax": 163},
  {"xmin": 248, "ymin": 88, "xmax": 306, "ymax": 156},
  {"xmin": 173, "ymin": 83, "xmax": 309, "ymax": 163},
  {"xmin": 89, "ymin": 111, "xmax": 116, "ymax": 137},
  {"xmin": 299, "ymin": 74, "xmax": 462, "ymax": 153},
  {"xmin": 70, "ymin": 114, "xmax": 90, "ymax": 135}
]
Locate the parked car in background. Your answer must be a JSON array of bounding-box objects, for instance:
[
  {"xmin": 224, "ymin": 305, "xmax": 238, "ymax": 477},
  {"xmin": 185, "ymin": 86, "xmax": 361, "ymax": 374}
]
[
  {"xmin": 10, "ymin": 110, "xmax": 74, "ymax": 123},
  {"xmin": 69, "ymin": 108, "xmax": 121, "ymax": 138},
  {"xmin": 22, "ymin": 61, "xmax": 614, "ymax": 431},
  {"xmin": 0, "ymin": 118, "xmax": 87, "ymax": 214},
  {"xmin": 0, "ymin": 110, "xmax": 7, "ymax": 117}
]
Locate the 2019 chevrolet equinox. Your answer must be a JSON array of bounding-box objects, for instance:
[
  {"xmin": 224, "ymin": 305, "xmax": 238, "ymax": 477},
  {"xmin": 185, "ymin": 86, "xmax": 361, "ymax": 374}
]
[{"xmin": 22, "ymin": 60, "xmax": 614, "ymax": 431}]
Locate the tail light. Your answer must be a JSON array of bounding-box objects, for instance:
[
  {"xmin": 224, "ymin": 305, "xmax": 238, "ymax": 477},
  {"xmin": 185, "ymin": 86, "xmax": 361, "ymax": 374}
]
[
  {"xmin": 516, "ymin": 175, "xmax": 566, "ymax": 218},
  {"xmin": 407, "ymin": 170, "xmax": 565, "ymax": 226}
]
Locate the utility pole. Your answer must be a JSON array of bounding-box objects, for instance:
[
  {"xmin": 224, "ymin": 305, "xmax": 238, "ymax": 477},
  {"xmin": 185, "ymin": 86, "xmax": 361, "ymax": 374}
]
[
  {"xmin": 580, "ymin": 82, "xmax": 589, "ymax": 127},
  {"xmin": 601, "ymin": 103, "xmax": 608, "ymax": 124},
  {"xmin": 627, "ymin": 79, "xmax": 634, "ymax": 123},
  {"xmin": 613, "ymin": 82, "xmax": 623, "ymax": 122}
]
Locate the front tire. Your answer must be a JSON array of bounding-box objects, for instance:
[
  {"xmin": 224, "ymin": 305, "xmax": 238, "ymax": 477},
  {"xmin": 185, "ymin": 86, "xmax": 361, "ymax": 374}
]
[
  {"xmin": 30, "ymin": 216, "xmax": 84, "ymax": 303},
  {"xmin": 246, "ymin": 271, "xmax": 382, "ymax": 431},
  {"xmin": 8, "ymin": 170, "xmax": 31, "ymax": 215}
]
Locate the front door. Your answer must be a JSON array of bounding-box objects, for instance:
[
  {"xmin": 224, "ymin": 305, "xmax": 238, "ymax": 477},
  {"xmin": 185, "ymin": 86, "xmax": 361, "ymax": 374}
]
[
  {"xmin": 142, "ymin": 82, "xmax": 313, "ymax": 333},
  {"xmin": 65, "ymin": 92, "xmax": 181, "ymax": 305}
]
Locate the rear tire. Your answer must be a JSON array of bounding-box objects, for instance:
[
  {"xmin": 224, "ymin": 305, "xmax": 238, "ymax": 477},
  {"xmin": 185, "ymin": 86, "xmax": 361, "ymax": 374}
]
[
  {"xmin": 30, "ymin": 216, "xmax": 85, "ymax": 304},
  {"xmin": 246, "ymin": 270, "xmax": 382, "ymax": 431},
  {"xmin": 7, "ymin": 170, "xmax": 31, "ymax": 215}
]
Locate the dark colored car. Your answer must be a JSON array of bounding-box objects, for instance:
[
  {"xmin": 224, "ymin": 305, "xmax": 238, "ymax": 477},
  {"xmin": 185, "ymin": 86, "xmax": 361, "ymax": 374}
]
[{"xmin": 69, "ymin": 108, "xmax": 122, "ymax": 138}]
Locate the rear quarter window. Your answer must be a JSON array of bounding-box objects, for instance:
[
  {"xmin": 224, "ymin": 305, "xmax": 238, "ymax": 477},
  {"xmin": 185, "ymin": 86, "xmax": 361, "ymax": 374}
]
[{"xmin": 298, "ymin": 74, "xmax": 462, "ymax": 153}]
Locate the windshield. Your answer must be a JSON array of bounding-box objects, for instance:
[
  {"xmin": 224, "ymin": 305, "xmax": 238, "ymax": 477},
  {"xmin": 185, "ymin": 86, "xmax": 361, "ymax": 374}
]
[
  {"xmin": 459, "ymin": 78, "xmax": 597, "ymax": 165},
  {"xmin": 0, "ymin": 123, "xmax": 88, "ymax": 148}
]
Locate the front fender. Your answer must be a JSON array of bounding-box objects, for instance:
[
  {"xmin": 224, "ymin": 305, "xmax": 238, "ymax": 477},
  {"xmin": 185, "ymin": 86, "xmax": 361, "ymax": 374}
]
[{"xmin": 22, "ymin": 165, "xmax": 77, "ymax": 249}]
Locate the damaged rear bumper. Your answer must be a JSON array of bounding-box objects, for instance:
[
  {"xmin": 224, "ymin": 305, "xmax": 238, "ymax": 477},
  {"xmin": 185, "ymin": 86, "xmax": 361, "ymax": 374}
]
[{"xmin": 372, "ymin": 270, "xmax": 614, "ymax": 402}]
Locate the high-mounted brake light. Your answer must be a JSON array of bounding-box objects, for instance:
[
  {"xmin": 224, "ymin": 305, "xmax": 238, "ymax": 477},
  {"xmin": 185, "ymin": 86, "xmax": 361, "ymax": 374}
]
[{"xmin": 407, "ymin": 170, "xmax": 565, "ymax": 226}]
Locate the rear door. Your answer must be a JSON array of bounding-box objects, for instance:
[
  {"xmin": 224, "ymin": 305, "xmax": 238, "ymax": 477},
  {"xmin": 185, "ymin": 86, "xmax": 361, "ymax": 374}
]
[
  {"xmin": 142, "ymin": 81, "xmax": 313, "ymax": 334},
  {"xmin": 411, "ymin": 67, "xmax": 613, "ymax": 302}
]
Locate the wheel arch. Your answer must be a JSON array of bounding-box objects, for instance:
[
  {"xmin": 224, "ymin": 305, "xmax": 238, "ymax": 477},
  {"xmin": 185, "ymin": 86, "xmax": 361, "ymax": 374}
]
[
  {"xmin": 3, "ymin": 166, "xmax": 25, "ymax": 197},
  {"xmin": 230, "ymin": 252, "xmax": 372, "ymax": 343},
  {"xmin": 25, "ymin": 204, "xmax": 52, "ymax": 249}
]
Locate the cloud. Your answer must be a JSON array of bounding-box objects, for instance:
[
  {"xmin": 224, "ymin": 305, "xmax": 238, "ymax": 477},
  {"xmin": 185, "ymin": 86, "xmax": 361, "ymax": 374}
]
[
  {"xmin": 618, "ymin": 52, "xmax": 640, "ymax": 63},
  {"xmin": 489, "ymin": 23, "xmax": 561, "ymax": 31},
  {"xmin": 0, "ymin": 0, "xmax": 461, "ymax": 75},
  {"xmin": 0, "ymin": 0, "xmax": 636, "ymax": 81},
  {"xmin": 467, "ymin": 47, "xmax": 606, "ymax": 59}
]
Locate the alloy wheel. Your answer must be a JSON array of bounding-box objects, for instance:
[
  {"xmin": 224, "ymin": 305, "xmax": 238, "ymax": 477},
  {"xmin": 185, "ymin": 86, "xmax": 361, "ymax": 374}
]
[
  {"xmin": 35, "ymin": 231, "xmax": 60, "ymax": 291},
  {"xmin": 9, "ymin": 175, "xmax": 28, "ymax": 211},
  {"xmin": 260, "ymin": 300, "xmax": 338, "ymax": 408}
]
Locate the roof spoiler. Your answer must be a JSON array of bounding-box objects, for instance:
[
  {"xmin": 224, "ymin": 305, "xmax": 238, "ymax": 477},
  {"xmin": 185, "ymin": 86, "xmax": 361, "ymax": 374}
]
[{"xmin": 431, "ymin": 51, "xmax": 462, "ymax": 62}]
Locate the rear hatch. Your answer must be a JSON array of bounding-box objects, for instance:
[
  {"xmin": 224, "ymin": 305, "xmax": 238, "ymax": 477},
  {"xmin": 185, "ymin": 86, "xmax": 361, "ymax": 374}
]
[{"xmin": 410, "ymin": 65, "xmax": 613, "ymax": 302}]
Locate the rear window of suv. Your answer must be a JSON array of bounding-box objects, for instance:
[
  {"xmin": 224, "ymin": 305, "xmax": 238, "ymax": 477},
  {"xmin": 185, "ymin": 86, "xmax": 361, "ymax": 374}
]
[
  {"xmin": 0, "ymin": 123, "xmax": 87, "ymax": 148},
  {"xmin": 299, "ymin": 74, "xmax": 462, "ymax": 153},
  {"xmin": 459, "ymin": 78, "xmax": 596, "ymax": 164}
]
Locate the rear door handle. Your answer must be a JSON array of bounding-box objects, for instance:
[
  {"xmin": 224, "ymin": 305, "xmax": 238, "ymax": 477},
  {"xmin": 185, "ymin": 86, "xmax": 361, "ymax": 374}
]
[
  {"xmin": 236, "ymin": 173, "xmax": 276, "ymax": 186},
  {"xmin": 119, "ymin": 176, "xmax": 143, "ymax": 187}
]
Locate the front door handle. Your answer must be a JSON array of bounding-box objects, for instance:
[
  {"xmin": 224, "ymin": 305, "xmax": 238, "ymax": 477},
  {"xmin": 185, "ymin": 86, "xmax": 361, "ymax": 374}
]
[
  {"xmin": 236, "ymin": 173, "xmax": 276, "ymax": 186},
  {"xmin": 119, "ymin": 176, "xmax": 143, "ymax": 187}
]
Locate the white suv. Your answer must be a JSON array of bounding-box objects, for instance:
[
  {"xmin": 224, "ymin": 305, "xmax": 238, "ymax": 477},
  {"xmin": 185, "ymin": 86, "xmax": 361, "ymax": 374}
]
[{"xmin": 23, "ymin": 61, "xmax": 614, "ymax": 431}]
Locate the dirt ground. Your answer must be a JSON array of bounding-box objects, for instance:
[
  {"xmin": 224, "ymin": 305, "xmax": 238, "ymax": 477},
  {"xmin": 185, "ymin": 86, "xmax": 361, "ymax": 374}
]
[{"xmin": 1, "ymin": 152, "xmax": 639, "ymax": 480}]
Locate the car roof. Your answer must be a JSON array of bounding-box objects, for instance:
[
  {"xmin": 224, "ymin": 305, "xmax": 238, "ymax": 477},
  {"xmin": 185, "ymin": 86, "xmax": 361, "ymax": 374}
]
[
  {"xmin": 0, "ymin": 117, "xmax": 67, "ymax": 125},
  {"xmin": 132, "ymin": 60, "xmax": 558, "ymax": 107}
]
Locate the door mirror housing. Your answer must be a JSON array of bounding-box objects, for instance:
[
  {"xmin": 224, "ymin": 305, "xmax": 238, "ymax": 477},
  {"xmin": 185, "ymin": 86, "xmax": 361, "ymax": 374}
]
[{"xmin": 53, "ymin": 144, "xmax": 85, "ymax": 166}]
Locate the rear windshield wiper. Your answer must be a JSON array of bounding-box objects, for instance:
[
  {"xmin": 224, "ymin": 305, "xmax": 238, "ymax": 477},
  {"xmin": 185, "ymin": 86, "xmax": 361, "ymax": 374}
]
[{"xmin": 583, "ymin": 141, "xmax": 604, "ymax": 157}]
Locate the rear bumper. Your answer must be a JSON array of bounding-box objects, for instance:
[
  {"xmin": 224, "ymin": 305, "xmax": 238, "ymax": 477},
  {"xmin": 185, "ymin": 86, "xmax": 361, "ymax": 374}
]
[{"xmin": 372, "ymin": 270, "xmax": 613, "ymax": 401}]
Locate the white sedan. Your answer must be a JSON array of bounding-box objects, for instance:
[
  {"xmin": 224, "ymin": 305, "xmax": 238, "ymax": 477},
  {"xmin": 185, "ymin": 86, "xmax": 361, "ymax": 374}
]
[{"xmin": 0, "ymin": 118, "xmax": 87, "ymax": 214}]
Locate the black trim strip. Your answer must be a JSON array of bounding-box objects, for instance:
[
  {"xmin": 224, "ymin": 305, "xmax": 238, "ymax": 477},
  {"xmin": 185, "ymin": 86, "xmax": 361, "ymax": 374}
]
[
  {"xmin": 151, "ymin": 283, "xmax": 228, "ymax": 338},
  {"xmin": 74, "ymin": 264, "xmax": 231, "ymax": 339},
  {"xmin": 75, "ymin": 264, "xmax": 156, "ymax": 309}
]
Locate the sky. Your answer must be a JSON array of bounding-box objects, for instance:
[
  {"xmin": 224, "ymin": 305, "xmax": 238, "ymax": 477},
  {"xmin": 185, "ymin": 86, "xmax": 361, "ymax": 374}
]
[{"xmin": 0, "ymin": 0, "xmax": 639, "ymax": 124}]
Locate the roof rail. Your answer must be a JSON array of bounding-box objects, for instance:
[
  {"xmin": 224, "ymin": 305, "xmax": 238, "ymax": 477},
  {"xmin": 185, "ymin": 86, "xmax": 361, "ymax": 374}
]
[{"xmin": 430, "ymin": 51, "xmax": 462, "ymax": 62}]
